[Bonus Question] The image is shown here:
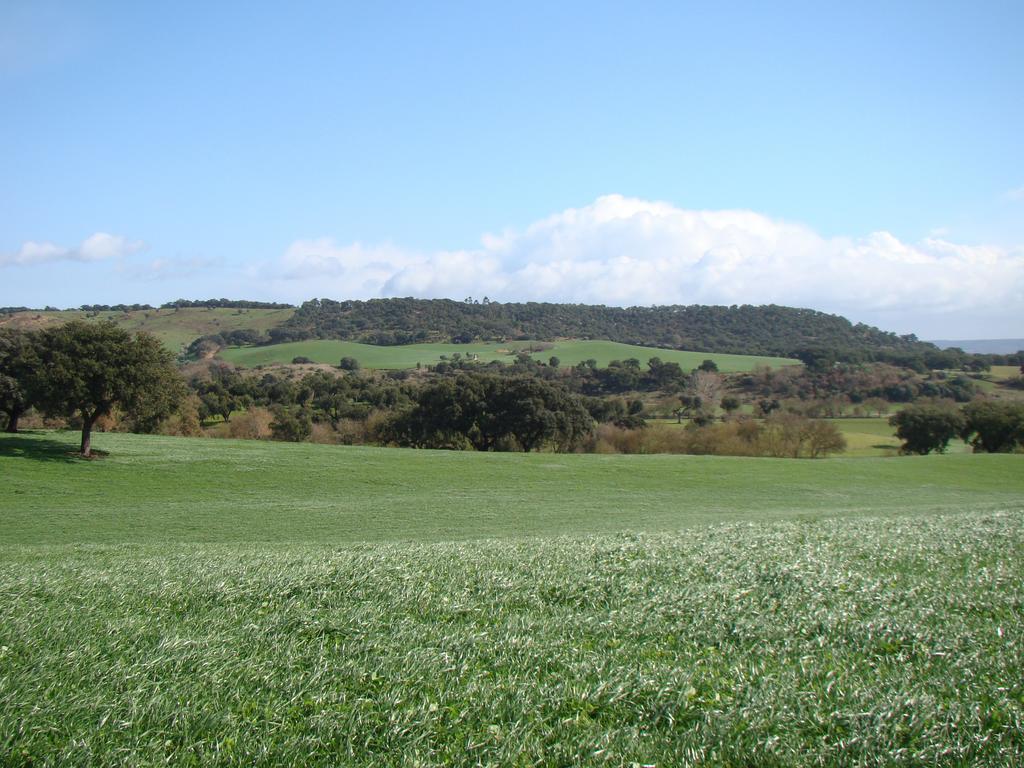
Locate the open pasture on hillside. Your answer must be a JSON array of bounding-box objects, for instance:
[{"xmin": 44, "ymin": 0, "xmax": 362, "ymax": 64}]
[
  {"xmin": 2, "ymin": 432, "xmax": 1023, "ymax": 766},
  {"xmin": 219, "ymin": 338, "xmax": 799, "ymax": 372},
  {"xmin": 0, "ymin": 307, "xmax": 295, "ymax": 354},
  {"xmin": 989, "ymin": 365, "xmax": 1022, "ymax": 380}
]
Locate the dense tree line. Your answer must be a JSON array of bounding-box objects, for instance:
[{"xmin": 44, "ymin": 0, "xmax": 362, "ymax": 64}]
[
  {"xmin": 276, "ymin": 298, "xmax": 935, "ymax": 359},
  {"xmin": 735, "ymin": 363, "xmax": 982, "ymax": 406},
  {"xmin": 435, "ymin": 353, "xmax": 987, "ymax": 411},
  {"xmin": 5, "ymin": 320, "xmax": 1022, "ymax": 458},
  {"xmin": 6, "ymin": 297, "xmax": 1021, "ymax": 373},
  {"xmin": 188, "ymin": 365, "xmax": 412, "ymax": 427},
  {"xmin": 2, "ymin": 299, "xmax": 293, "ymax": 314},
  {"xmin": 160, "ymin": 298, "xmax": 294, "ymax": 309},
  {"xmin": 78, "ymin": 303, "xmax": 155, "ymax": 312},
  {"xmin": 0, "ymin": 303, "xmax": 157, "ymax": 313},
  {"xmin": 426, "ymin": 352, "xmax": 691, "ymax": 396}
]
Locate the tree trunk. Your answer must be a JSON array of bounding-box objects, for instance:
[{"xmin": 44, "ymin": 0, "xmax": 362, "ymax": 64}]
[
  {"xmin": 80, "ymin": 412, "xmax": 95, "ymax": 457},
  {"xmin": 4, "ymin": 409, "xmax": 19, "ymax": 433}
]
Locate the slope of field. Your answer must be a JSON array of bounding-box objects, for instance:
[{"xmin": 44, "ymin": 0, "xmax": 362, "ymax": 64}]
[
  {"xmin": 990, "ymin": 365, "xmax": 1023, "ymax": 380},
  {"xmin": 1, "ymin": 432, "xmax": 1022, "ymax": 765},
  {"xmin": 3, "ymin": 431, "xmax": 1021, "ymax": 545},
  {"xmin": 832, "ymin": 417, "xmax": 921, "ymax": 457},
  {"xmin": 0, "ymin": 307, "xmax": 294, "ymax": 353},
  {"xmin": 219, "ymin": 338, "xmax": 800, "ymax": 371}
]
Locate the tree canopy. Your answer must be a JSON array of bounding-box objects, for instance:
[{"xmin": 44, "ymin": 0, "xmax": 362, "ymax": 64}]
[
  {"xmin": 960, "ymin": 401, "xmax": 1024, "ymax": 453},
  {"xmin": 889, "ymin": 404, "xmax": 966, "ymax": 455},
  {"xmin": 32, "ymin": 321, "xmax": 185, "ymax": 456},
  {"xmin": 385, "ymin": 372, "xmax": 593, "ymax": 452},
  {"xmin": 0, "ymin": 328, "xmax": 38, "ymax": 433}
]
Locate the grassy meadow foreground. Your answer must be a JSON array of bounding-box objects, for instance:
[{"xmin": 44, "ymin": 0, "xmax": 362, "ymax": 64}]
[{"xmin": 2, "ymin": 432, "xmax": 1023, "ymax": 765}]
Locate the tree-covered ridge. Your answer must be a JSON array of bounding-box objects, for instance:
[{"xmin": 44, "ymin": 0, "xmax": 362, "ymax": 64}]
[
  {"xmin": 1, "ymin": 299, "xmax": 294, "ymax": 314},
  {"xmin": 276, "ymin": 297, "xmax": 932, "ymax": 358}
]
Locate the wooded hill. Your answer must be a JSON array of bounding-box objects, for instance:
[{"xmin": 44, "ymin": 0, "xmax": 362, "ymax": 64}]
[{"xmin": 270, "ymin": 298, "xmax": 934, "ymax": 360}]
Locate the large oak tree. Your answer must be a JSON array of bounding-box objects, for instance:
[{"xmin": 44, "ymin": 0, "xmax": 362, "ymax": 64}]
[
  {"xmin": 33, "ymin": 320, "xmax": 184, "ymax": 456},
  {"xmin": 889, "ymin": 404, "xmax": 965, "ymax": 455}
]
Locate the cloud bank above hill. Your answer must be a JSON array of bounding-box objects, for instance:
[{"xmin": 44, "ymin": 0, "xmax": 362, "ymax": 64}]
[
  {"xmin": 0, "ymin": 233, "xmax": 144, "ymax": 266},
  {"xmin": 266, "ymin": 195, "xmax": 1024, "ymax": 337}
]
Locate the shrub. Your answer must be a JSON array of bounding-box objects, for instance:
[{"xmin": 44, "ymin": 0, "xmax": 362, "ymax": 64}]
[
  {"xmin": 308, "ymin": 422, "xmax": 340, "ymax": 445},
  {"xmin": 226, "ymin": 408, "xmax": 274, "ymax": 440},
  {"xmin": 159, "ymin": 394, "xmax": 203, "ymax": 437},
  {"xmin": 270, "ymin": 407, "xmax": 313, "ymax": 442}
]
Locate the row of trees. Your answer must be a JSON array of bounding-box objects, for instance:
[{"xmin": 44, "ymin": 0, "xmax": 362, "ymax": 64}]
[
  {"xmin": 1, "ymin": 299, "xmax": 294, "ymax": 314},
  {"xmin": 189, "ymin": 366, "xmax": 410, "ymax": 426},
  {"xmin": 593, "ymin": 413, "xmax": 846, "ymax": 458},
  {"xmin": 736, "ymin": 362, "xmax": 983, "ymax": 406},
  {"xmin": 890, "ymin": 401, "xmax": 1024, "ymax": 454},
  {"xmin": 159, "ymin": 298, "xmax": 293, "ymax": 309},
  {"xmin": 5, "ymin": 318, "xmax": 1019, "ymax": 459},
  {"xmin": 0, "ymin": 323, "xmax": 182, "ymax": 456}
]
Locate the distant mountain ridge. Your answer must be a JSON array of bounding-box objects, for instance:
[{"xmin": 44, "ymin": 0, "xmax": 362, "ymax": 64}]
[{"xmin": 928, "ymin": 339, "xmax": 1024, "ymax": 355}]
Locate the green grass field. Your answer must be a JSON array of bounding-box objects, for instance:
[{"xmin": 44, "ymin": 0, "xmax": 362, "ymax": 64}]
[
  {"xmin": 0, "ymin": 307, "xmax": 295, "ymax": 353},
  {"xmin": 219, "ymin": 338, "xmax": 799, "ymax": 372},
  {"xmin": 989, "ymin": 365, "xmax": 1022, "ymax": 380},
  {"xmin": 3, "ymin": 431, "xmax": 1020, "ymax": 544},
  {"xmin": 831, "ymin": 416, "xmax": 922, "ymax": 457},
  {"xmin": 2, "ymin": 432, "xmax": 1023, "ymax": 765}
]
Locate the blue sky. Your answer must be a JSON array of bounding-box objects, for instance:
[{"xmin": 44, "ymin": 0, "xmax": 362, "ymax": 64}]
[{"xmin": 2, "ymin": 0, "xmax": 1022, "ymax": 338}]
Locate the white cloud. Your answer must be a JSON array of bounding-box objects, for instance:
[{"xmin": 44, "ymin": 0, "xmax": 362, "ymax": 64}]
[
  {"xmin": 264, "ymin": 195, "xmax": 1024, "ymax": 335},
  {"xmin": 0, "ymin": 232, "xmax": 145, "ymax": 266}
]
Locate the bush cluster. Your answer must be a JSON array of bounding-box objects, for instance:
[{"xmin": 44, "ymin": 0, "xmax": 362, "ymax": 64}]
[{"xmin": 592, "ymin": 415, "xmax": 846, "ymax": 458}]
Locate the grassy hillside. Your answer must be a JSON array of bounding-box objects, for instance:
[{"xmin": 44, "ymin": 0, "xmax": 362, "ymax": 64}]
[
  {"xmin": 1, "ymin": 433, "xmax": 1022, "ymax": 765},
  {"xmin": 0, "ymin": 307, "xmax": 294, "ymax": 353},
  {"xmin": 219, "ymin": 338, "xmax": 799, "ymax": 372},
  {"xmin": 2, "ymin": 431, "xmax": 1020, "ymax": 545}
]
